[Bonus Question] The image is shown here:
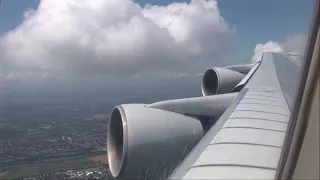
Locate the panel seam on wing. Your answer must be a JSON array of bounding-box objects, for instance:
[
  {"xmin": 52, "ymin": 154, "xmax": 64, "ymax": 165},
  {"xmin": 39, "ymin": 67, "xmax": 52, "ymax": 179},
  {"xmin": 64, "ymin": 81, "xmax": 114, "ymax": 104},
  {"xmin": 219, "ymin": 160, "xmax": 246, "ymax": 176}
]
[
  {"xmin": 209, "ymin": 142, "xmax": 282, "ymax": 148},
  {"xmin": 190, "ymin": 164, "xmax": 277, "ymax": 171},
  {"xmin": 228, "ymin": 117, "xmax": 288, "ymax": 123},
  {"xmin": 220, "ymin": 126, "xmax": 286, "ymax": 133},
  {"xmin": 242, "ymin": 97, "xmax": 282, "ymax": 102},
  {"xmin": 233, "ymin": 110, "xmax": 290, "ymax": 116},
  {"xmin": 238, "ymin": 102, "xmax": 287, "ymax": 108}
]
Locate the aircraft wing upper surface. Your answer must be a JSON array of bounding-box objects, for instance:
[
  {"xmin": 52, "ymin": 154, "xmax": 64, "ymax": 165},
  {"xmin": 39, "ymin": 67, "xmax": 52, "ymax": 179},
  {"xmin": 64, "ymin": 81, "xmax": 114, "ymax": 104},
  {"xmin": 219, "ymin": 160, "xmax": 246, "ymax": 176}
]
[
  {"xmin": 106, "ymin": 51, "xmax": 302, "ymax": 180},
  {"xmin": 169, "ymin": 52, "xmax": 301, "ymax": 179}
]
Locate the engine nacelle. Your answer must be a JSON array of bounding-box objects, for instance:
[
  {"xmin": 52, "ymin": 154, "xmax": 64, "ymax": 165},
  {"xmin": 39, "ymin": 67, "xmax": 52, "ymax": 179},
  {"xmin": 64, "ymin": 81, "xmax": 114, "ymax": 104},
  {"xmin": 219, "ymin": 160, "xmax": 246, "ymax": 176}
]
[
  {"xmin": 107, "ymin": 104, "xmax": 203, "ymax": 179},
  {"xmin": 107, "ymin": 93, "xmax": 237, "ymax": 179},
  {"xmin": 224, "ymin": 63, "xmax": 255, "ymax": 75},
  {"xmin": 147, "ymin": 93, "xmax": 237, "ymax": 122},
  {"xmin": 201, "ymin": 67, "xmax": 245, "ymax": 96}
]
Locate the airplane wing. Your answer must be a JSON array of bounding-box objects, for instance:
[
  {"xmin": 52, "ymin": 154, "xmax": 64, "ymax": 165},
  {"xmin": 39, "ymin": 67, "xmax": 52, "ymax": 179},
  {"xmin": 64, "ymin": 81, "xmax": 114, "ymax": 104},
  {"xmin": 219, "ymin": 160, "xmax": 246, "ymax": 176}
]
[
  {"xmin": 105, "ymin": 4, "xmax": 319, "ymax": 178},
  {"xmin": 168, "ymin": 52, "xmax": 301, "ymax": 180},
  {"xmin": 105, "ymin": 51, "xmax": 305, "ymax": 180}
]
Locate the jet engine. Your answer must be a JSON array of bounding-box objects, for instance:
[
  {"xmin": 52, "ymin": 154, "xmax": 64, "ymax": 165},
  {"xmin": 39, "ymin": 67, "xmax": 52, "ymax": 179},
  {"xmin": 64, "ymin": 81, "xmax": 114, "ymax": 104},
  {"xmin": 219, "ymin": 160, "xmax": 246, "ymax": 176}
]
[
  {"xmin": 201, "ymin": 67, "xmax": 245, "ymax": 96},
  {"xmin": 107, "ymin": 93, "xmax": 237, "ymax": 179}
]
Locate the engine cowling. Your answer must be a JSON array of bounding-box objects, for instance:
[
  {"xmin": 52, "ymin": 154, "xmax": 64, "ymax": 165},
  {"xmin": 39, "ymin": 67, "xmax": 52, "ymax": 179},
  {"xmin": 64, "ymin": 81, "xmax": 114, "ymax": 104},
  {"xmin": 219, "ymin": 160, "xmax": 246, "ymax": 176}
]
[
  {"xmin": 147, "ymin": 93, "xmax": 237, "ymax": 121},
  {"xmin": 201, "ymin": 67, "xmax": 245, "ymax": 96},
  {"xmin": 107, "ymin": 104, "xmax": 203, "ymax": 179},
  {"xmin": 224, "ymin": 63, "xmax": 255, "ymax": 75},
  {"xmin": 107, "ymin": 93, "xmax": 237, "ymax": 179}
]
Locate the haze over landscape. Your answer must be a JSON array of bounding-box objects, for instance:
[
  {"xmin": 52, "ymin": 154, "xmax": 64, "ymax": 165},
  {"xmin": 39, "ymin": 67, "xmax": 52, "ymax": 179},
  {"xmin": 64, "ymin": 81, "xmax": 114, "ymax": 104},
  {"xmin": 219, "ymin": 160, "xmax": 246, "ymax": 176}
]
[{"xmin": 0, "ymin": 0, "xmax": 314, "ymax": 179}]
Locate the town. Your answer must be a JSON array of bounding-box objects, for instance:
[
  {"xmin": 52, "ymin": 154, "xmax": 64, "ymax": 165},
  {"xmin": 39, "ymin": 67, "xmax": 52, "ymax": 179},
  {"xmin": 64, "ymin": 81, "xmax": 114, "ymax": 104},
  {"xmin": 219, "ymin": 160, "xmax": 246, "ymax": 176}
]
[
  {"xmin": 0, "ymin": 110, "xmax": 111, "ymax": 179},
  {"xmin": 21, "ymin": 167, "xmax": 115, "ymax": 180},
  {"xmin": 0, "ymin": 118, "xmax": 108, "ymax": 159}
]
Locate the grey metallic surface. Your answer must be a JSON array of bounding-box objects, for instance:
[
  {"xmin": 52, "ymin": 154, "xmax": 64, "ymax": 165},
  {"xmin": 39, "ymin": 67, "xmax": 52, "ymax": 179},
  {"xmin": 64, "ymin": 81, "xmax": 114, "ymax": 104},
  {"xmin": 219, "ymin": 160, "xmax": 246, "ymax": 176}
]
[
  {"xmin": 234, "ymin": 63, "xmax": 260, "ymax": 92},
  {"xmin": 180, "ymin": 166, "xmax": 276, "ymax": 179},
  {"xmin": 201, "ymin": 67, "xmax": 245, "ymax": 96},
  {"xmin": 272, "ymin": 53, "xmax": 301, "ymax": 110},
  {"xmin": 193, "ymin": 144, "xmax": 281, "ymax": 169},
  {"xmin": 224, "ymin": 64, "xmax": 255, "ymax": 74},
  {"xmin": 147, "ymin": 93, "xmax": 238, "ymax": 120},
  {"xmin": 107, "ymin": 104, "xmax": 203, "ymax": 179},
  {"xmin": 168, "ymin": 88, "xmax": 248, "ymax": 179},
  {"xmin": 223, "ymin": 119, "xmax": 288, "ymax": 132},
  {"xmin": 169, "ymin": 52, "xmax": 295, "ymax": 179},
  {"xmin": 286, "ymin": 53, "xmax": 303, "ymax": 67}
]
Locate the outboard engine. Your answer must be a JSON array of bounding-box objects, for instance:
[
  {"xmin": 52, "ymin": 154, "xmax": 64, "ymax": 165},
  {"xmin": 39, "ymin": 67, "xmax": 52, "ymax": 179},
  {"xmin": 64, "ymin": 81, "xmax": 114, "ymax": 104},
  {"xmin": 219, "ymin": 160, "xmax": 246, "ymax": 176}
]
[{"xmin": 201, "ymin": 67, "xmax": 245, "ymax": 96}]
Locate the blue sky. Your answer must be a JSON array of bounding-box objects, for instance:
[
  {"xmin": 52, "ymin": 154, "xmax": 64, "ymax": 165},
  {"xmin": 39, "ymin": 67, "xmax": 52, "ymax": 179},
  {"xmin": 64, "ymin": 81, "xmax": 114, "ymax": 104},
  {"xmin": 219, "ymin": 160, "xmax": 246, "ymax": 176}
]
[
  {"xmin": 0, "ymin": 0, "xmax": 314, "ymax": 63},
  {"xmin": 218, "ymin": 0, "xmax": 315, "ymax": 62}
]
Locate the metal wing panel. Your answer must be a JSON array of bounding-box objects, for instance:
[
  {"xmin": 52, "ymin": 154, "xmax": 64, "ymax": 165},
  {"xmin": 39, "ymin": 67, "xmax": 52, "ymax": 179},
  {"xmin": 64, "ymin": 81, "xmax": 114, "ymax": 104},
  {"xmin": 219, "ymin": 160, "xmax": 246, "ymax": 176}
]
[
  {"xmin": 235, "ymin": 104, "xmax": 290, "ymax": 115},
  {"xmin": 171, "ymin": 52, "xmax": 296, "ymax": 180},
  {"xmin": 183, "ymin": 166, "xmax": 276, "ymax": 179},
  {"xmin": 229, "ymin": 111, "xmax": 289, "ymax": 123},
  {"xmin": 211, "ymin": 128, "xmax": 286, "ymax": 147},
  {"xmin": 223, "ymin": 118, "xmax": 288, "ymax": 132},
  {"xmin": 246, "ymin": 90, "xmax": 282, "ymax": 97},
  {"xmin": 240, "ymin": 98, "xmax": 288, "ymax": 108},
  {"xmin": 192, "ymin": 144, "xmax": 281, "ymax": 169}
]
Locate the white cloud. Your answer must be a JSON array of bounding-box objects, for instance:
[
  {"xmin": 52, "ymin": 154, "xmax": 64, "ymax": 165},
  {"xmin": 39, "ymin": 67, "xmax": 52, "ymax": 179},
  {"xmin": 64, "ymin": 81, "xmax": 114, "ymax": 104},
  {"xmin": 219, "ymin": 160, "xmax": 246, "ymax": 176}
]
[
  {"xmin": 252, "ymin": 34, "xmax": 307, "ymax": 62},
  {"xmin": 165, "ymin": 72, "xmax": 203, "ymax": 77},
  {"xmin": 282, "ymin": 34, "xmax": 308, "ymax": 54},
  {"xmin": 0, "ymin": 0, "xmax": 233, "ymax": 81}
]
